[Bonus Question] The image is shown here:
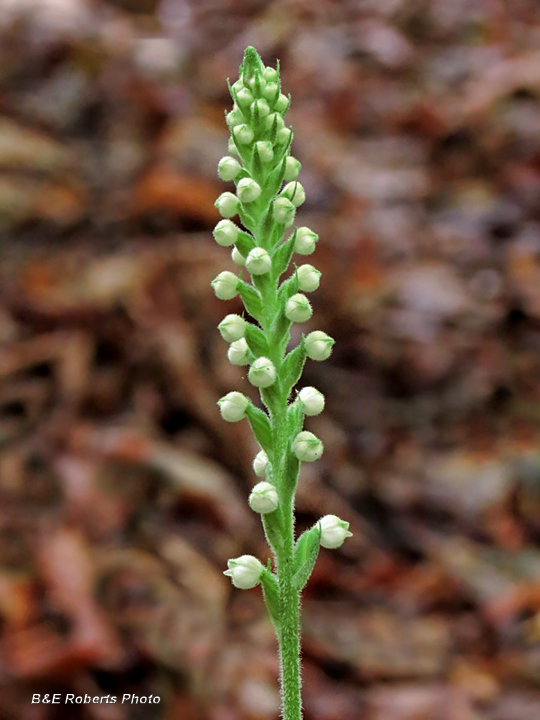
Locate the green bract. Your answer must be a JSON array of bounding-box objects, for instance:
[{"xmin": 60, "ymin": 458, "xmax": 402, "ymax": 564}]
[{"xmin": 212, "ymin": 47, "xmax": 349, "ymax": 720}]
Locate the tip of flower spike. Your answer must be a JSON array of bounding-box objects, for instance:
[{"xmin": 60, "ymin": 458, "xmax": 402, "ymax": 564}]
[{"xmin": 242, "ymin": 47, "xmax": 264, "ymax": 82}]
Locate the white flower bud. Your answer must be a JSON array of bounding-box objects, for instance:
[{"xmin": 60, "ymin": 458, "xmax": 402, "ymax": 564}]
[
  {"xmin": 246, "ymin": 247, "xmax": 272, "ymax": 275},
  {"xmin": 298, "ymin": 387, "xmax": 325, "ymax": 416},
  {"xmin": 218, "ymin": 391, "xmax": 249, "ymax": 422},
  {"xmin": 215, "ymin": 192, "xmax": 240, "ymax": 218},
  {"xmin": 213, "ymin": 219, "xmax": 239, "ymax": 246},
  {"xmin": 284, "ymin": 156, "xmax": 301, "ymax": 181},
  {"xmin": 237, "ymin": 177, "xmax": 261, "ymax": 203},
  {"xmin": 236, "ymin": 87, "xmax": 253, "ymax": 108},
  {"xmin": 249, "ymin": 481, "xmax": 279, "ymax": 514},
  {"xmin": 292, "ymin": 431, "xmax": 324, "ymax": 462},
  {"xmin": 276, "ymin": 127, "xmax": 293, "ymax": 145},
  {"xmin": 228, "ymin": 138, "xmax": 239, "ymax": 155},
  {"xmin": 263, "ymin": 67, "xmax": 278, "ymax": 82},
  {"xmin": 281, "ymin": 181, "xmax": 306, "ymax": 207},
  {"xmin": 218, "ymin": 314, "xmax": 246, "ymax": 342},
  {"xmin": 224, "ymin": 555, "xmax": 264, "ymax": 589},
  {"xmin": 272, "ymin": 197, "xmax": 296, "ymax": 227},
  {"xmin": 218, "ymin": 156, "xmax": 242, "ymax": 181},
  {"xmin": 227, "ymin": 338, "xmax": 250, "ymax": 365},
  {"xmin": 211, "ymin": 271, "xmax": 239, "ymax": 300},
  {"xmin": 233, "ymin": 124, "xmax": 254, "ymax": 145},
  {"xmin": 305, "ymin": 330, "xmax": 335, "ymax": 361},
  {"xmin": 231, "ymin": 246, "xmax": 245, "ymax": 265},
  {"xmin": 296, "ymin": 264, "xmax": 321, "ymax": 292},
  {"xmin": 265, "ymin": 112, "xmax": 285, "ymax": 132},
  {"xmin": 294, "ymin": 227, "xmax": 319, "ymax": 255},
  {"xmin": 255, "ymin": 141, "xmax": 274, "ymax": 163},
  {"xmin": 246, "ymin": 76, "xmax": 266, "ymax": 92},
  {"xmin": 252, "ymin": 99, "xmax": 270, "ymax": 118},
  {"xmin": 275, "ymin": 93, "xmax": 290, "ymax": 113},
  {"xmin": 226, "ymin": 106, "xmax": 244, "ymax": 128},
  {"xmin": 318, "ymin": 515, "xmax": 353, "ymax": 549},
  {"xmin": 262, "ymin": 82, "xmax": 279, "ymax": 101},
  {"xmin": 248, "ymin": 357, "xmax": 276, "ymax": 388},
  {"xmin": 253, "ymin": 450, "xmax": 270, "ymax": 477},
  {"xmin": 285, "ymin": 293, "xmax": 312, "ymax": 323}
]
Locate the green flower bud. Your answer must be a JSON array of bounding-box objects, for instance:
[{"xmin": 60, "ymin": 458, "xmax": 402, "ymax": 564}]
[
  {"xmin": 246, "ymin": 247, "xmax": 272, "ymax": 275},
  {"xmin": 281, "ymin": 181, "xmax": 306, "ymax": 207},
  {"xmin": 262, "ymin": 82, "xmax": 279, "ymax": 101},
  {"xmin": 224, "ymin": 555, "xmax": 264, "ymax": 589},
  {"xmin": 218, "ymin": 156, "xmax": 242, "ymax": 181},
  {"xmin": 292, "ymin": 431, "xmax": 324, "ymax": 462},
  {"xmin": 226, "ymin": 106, "xmax": 244, "ymax": 128},
  {"xmin": 249, "ymin": 481, "xmax": 279, "ymax": 514},
  {"xmin": 285, "ymin": 293, "xmax": 312, "ymax": 323},
  {"xmin": 276, "ymin": 127, "xmax": 293, "ymax": 145},
  {"xmin": 236, "ymin": 87, "xmax": 254, "ymax": 108},
  {"xmin": 275, "ymin": 93, "xmax": 290, "ymax": 113},
  {"xmin": 265, "ymin": 112, "xmax": 285, "ymax": 132},
  {"xmin": 218, "ymin": 314, "xmax": 246, "ymax": 342},
  {"xmin": 233, "ymin": 124, "xmax": 255, "ymax": 145},
  {"xmin": 228, "ymin": 138, "xmax": 239, "ymax": 155},
  {"xmin": 296, "ymin": 264, "xmax": 321, "ymax": 292},
  {"xmin": 237, "ymin": 177, "xmax": 261, "ymax": 203},
  {"xmin": 252, "ymin": 99, "xmax": 270, "ymax": 118},
  {"xmin": 318, "ymin": 515, "xmax": 353, "ymax": 549},
  {"xmin": 305, "ymin": 330, "xmax": 335, "ymax": 361},
  {"xmin": 248, "ymin": 357, "xmax": 276, "ymax": 388},
  {"xmin": 253, "ymin": 450, "xmax": 270, "ymax": 477},
  {"xmin": 263, "ymin": 67, "xmax": 278, "ymax": 82},
  {"xmin": 298, "ymin": 386, "xmax": 325, "ymax": 416},
  {"xmin": 227, "ymin": 338, "xmax": 250, "ymax": 365},
  {"xmin": 255, "ymin": 141, "xmax": 274, "ymax": 163},
  {"xmin": 211, "ymin": 271, "xmax": 239, "ymax": 300},
  {"xmin": 213, "ymin": 219, "xmax": 239, "ymax": 246},
  {"xmin": 231, "ymin": 246, "xmax": 246, "ymax": 265},
  {"xmin": 218, "ymin": 391, "xmax": 249, "ymax": 422},
  {"xmin": 272, "ymin": 197, "xmax": 296, "ymax": 226},
  {"xmin": 284, "ymin": 156, "xmax": 301, "ymax": 181},
  {"xmin": 231, "ymin": 79, "xmax": 244, "ymax": 93},
  {"xmin": 294, "ymin": 227, "xmax": 318, "ymax": 255},
  {"xmin": 215, "ymin": 192, "xmax": 240, "ymax": 218}
]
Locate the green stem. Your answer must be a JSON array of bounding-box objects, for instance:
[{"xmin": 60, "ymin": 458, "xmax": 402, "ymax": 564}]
[{"xmin": 277, "ymin": 552, "xmax": 301, "ymax": 720}]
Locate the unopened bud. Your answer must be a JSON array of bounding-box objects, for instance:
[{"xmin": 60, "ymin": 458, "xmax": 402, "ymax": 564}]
[
  {"xmin": 218, "ymin": 156, "xmax": 242, "ymax": 181},
  {"xmin": 231, "ymin": 246, "xmax": 246, "ymax": 265},
  {"xmin": 263, "ymin": 67, "xmax": 278, "ymax": 82},
  {"xmin": 284, "ymin": 156, "xmax": 301, "ymax": 181},
  {"xmin": 281, "ymin": 181, "xmax": 306, "ymax": 207},
  {"xmin": 233, "ymin": 124, "xmax": 255, "ymax": 145},
  {"xmin": 236, "ymin": 87, "xmax": 253, "ymax": 108},
  {"xmin": 213, "ymin": 219, "xmax": 239, "ymax": 246},
  {"xmin": 253, "ymin": 450, "xmax": 270, "ymax": 477},
  {"xmin": 265, "ymin": 113, "xmax": 285, "ymax": 132},
  {"xmin": 255, "ymin": 141, "xmax": 274, "ymax": 163},
  {"xmin": 298, "ymin": 386, "xmax": 325, "ymax": 416},
  {"xmin": 285, "ymin": 293, "xmax": 312, "ymax": 323},
  {"xmin": 224, "ymin": 555, "xmax": 264, "ymax": 589},
  {"xmin": 305, "ymin": 330, "xmax": 335, "ymax": 361},
  {"xmin": 249, "ymin": 481, "xmax": 279, "ymax": 514},
  {"xmin": 263, "ymin": 82, "xmax": 279, "ymax": 101},
  {"xmin": 248, "ymin": 357, "xmax": 276, "ymax": 388},
  {"xmin": 227, "ymin": 338, "xmax": 250, "ymax": 365},
  {"xmin": 237, "ymin": 177, "xmax": 261, "ymax": 203},
  {"xmin": 275, "ymin": 93, "xmax": 290, "ymax": 113},
  {"xmin": 218, "ymin": 314, "xmax": 246, "ymax": 342},
  {"xmin": 272, "ymin": 197, "xmax": 296, "ymax": 227},
  {"xmin": 246, "ymin": 247, "xmax": 272, "ymax": 275},
  {"xmin": 226, "ymin": 106, "xmax": 244, "ymax": 128},
  {"xmin": 252, "ymin": 99, "xmax": 270, "ymax": 118},
  {"xmin": 228, "ymin": 138, "xmax": 239, "ymax": 155},
  {"xmin": 292, "ymin": 431, "xmax": 324, "ymax": 462},
  {"xmin": 215, "ymin": 192, "xmax": 240, "ymax": 218},
  {"xmin": 294, "ymin": 227, "xmax": 318, "ymax": 255},
  {"xmin": 211, "ymin": 271, "xmax": 239, "ymax": 300},
  {"xmin": 296, "ymin": 264, "xmax": 321, "ymax": 292},
  {"xmin": 318, "ymin": 515, "xmax": 353, "ymax": 549},
  {"xmin": 218, "ymin": 391, "xmax": 249, "ymax": 422},
  {"xmin": 276, "ymin": 127, "xmax": 292, "ymax": 145}
]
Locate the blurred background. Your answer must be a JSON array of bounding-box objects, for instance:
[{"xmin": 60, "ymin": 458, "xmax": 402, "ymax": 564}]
[{"xmin": 2, "ymin": 0, "xmax": 540, "ymax": 718}]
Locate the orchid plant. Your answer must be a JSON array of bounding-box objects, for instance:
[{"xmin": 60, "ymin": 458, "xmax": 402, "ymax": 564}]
[{"xmin": 211, "ymin": 47, "xmax": 352, "ymax": 720}]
